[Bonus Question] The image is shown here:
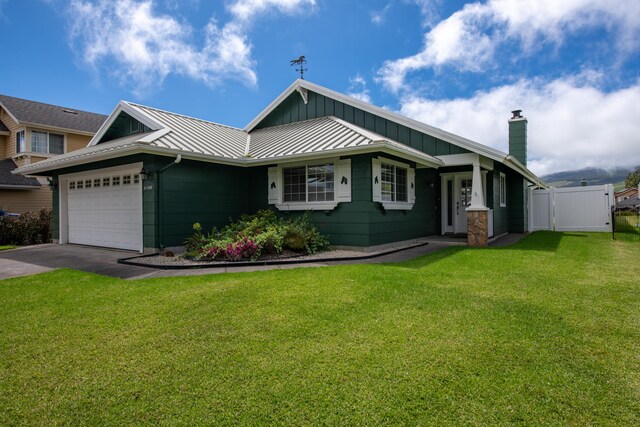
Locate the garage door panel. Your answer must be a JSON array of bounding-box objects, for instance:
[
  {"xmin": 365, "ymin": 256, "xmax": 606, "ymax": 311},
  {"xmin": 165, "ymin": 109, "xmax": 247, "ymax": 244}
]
[{"xmin": 66, "ymin": 169, "xmax": 142, "ymax": 251}]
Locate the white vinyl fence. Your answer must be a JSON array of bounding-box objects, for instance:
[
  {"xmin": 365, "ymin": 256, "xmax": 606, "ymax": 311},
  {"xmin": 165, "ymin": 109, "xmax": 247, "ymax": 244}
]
[{"xmin": 529, "ymin": 184, "xmax": 614, "ymax": 232}]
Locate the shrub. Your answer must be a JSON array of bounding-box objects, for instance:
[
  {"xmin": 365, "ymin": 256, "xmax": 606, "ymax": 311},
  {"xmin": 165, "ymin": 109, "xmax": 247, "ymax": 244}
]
[
  {"xmin": 185, "ymin": 210, "xmax": 330, "ymax": 261},
  {"xmin": 0, "ymin": 209, "xmax": 52, "ymax": 246}
]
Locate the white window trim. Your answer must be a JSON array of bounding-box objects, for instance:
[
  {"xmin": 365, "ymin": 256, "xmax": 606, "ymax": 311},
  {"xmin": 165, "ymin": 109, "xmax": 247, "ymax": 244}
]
[
  {"xmin": 30, "ymin": 129, "xmax": 67, "ymax": 155},
  {"xmin": 269, "ymin": 158, "xmax": 351, "ymax": 211},
  {"xmin": 499, "ymin": 172, "xmax": 507, "ymax": 207},
  {"xmin": 373, "ymin": 156, "xmax": 415, "ymax": 211},
  {"xmin": 15, "ymin": 129, "xmax": 26, "ymax": 153}
]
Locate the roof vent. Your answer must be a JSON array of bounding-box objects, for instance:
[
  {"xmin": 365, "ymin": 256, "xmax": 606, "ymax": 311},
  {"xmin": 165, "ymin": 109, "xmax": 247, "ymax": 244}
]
[
  {"xmin": 63, "ymin": 109, "xmax": 78, "ymax": 114},
  {"xmin": 511, "ymin": 109, "xmax": 523, "ymax": 119}
]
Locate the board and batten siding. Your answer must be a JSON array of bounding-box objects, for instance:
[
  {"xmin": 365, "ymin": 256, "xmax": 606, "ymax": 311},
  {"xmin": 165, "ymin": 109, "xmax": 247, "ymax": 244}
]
[
  {"xmin": 255, "ymin": 90, "xmax": 470, "ymax": 158},
  {"xmin": 158, "ymin": 159, "xmax": 253, "ymax": 248}
]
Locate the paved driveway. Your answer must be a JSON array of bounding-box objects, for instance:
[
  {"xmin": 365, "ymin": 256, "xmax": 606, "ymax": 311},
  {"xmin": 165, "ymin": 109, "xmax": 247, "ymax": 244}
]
[{"xmin": 0, "ymin": 244, "xmax": 156, "ymax": 280}]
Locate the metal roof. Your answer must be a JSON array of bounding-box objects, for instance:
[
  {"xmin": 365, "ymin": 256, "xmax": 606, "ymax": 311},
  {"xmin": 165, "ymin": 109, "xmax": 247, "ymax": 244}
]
[
  {"xmin": 125, "ymin": 102, "xmax": 247, "ymax": 159},
  {"xmin": 0, "ymin": 94, "xmax": 107, "ymax": 134},
  {"xmin": 248, "ymin": 116, "xmax": 441, "ymax": 166},
  {"xmin": 245, "ymin": 79, "xmax": 544, "ymax": 186}
]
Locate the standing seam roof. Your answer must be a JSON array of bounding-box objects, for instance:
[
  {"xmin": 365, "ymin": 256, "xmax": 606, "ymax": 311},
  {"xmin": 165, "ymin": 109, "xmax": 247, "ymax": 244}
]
[
  {"xmin": 128, "ymin": 103, "xmax": 247, "ymax": 158},
  {"xmin": 248, "ymin": 116, "xmax": 380, "ymax": 159}
]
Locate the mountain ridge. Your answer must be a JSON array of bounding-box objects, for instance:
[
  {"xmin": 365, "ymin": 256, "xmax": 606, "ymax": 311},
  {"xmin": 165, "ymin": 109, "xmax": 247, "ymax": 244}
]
[{"xmin": 541, "ymin": 166, "xmax": 637, "ymax": 189}]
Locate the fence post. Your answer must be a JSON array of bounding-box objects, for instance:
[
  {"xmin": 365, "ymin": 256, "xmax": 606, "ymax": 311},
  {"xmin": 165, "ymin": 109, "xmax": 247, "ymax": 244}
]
[{"xmin": 611, "ymin": 206, "xmax": 616, "ymax": 240}]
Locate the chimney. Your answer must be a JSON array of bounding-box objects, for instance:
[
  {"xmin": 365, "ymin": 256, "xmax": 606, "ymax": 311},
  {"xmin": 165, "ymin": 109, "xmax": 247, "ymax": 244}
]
[{"xmin": 509, "ymin": 109, "xmax": 527, "ymax": 166}]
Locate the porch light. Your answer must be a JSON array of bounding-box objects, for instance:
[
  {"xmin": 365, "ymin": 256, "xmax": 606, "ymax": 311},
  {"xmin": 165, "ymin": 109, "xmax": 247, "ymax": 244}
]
[{"xmin": 140, "ymin": 168, "xmax": 152, "ymax": 181}]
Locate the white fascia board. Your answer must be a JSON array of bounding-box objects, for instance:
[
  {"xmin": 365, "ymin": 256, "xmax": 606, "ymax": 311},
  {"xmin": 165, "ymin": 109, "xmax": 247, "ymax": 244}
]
[
  {"xmin": 0, "ymin": 100, "xmax": 20, "ymax": 125},
  {"xmin": 248, "ymin": 140, "xmax": 443, "ymax": 168},
  {"xmin": 88, "ymin": 101, "xmax": 167, "ymax": 146},
  {"xmin": 15, "ymin": 137, "xmax": 444, "ymax": 176},
  {"xmin": 244, "ymin": 79, "xmax": 303, "ymax": 132},
  {"xmin": 438, "ymin": 153, "xmax": 494, "ymax": 171},
  {"xmin": 504, "ymin": 156, "xmax": 546, "ymax": 187},
  {"xmin": 244, "ymin": 80, "xmax": 510, "ymax": 164}
]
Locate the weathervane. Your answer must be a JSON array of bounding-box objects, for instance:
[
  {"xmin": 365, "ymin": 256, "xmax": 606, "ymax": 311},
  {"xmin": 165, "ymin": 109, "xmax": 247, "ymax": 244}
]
[{"xmin": 290, "ymin": 55, "xmax": 308, "ymax": 79}]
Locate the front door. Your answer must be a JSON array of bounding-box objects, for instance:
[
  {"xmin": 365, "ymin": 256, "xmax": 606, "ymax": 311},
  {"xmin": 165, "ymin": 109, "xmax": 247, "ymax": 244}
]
[
  {"xmin": 441, "ymin": 173, "xmax": 473, "ymax": 234},
  {"xmin": 455, "ymin": 175, "xmax": 473, "ymax": 233}
]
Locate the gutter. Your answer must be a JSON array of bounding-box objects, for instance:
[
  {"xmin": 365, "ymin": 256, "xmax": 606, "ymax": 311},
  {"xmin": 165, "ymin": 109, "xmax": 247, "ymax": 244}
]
[{"xmin": 13, "ymin": 139, "xmax": 444, "ymax": 176}]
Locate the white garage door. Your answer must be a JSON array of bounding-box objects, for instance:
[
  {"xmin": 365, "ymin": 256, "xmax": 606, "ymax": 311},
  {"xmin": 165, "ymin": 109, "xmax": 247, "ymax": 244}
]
[{"xmin": 66, "ymin": 168, "xmax": 142, "ymax": 251}]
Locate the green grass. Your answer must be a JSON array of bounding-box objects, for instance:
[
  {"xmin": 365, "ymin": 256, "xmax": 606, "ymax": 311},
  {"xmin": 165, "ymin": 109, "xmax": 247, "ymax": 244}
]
[
  {"xmin": 1, "ymin": 232, "xmax": 639, "ymax": 425},
  {"xmin": 614, "ymin": 213, "xmax": 640, "ymax": 239},
  {"xmin": 0, "ymin": 245, "xmax": 16, "ymax": 251}
]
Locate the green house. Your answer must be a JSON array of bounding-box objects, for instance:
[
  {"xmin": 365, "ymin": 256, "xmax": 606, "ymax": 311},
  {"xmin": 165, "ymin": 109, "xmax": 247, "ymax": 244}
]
[{"xmin": 15, "ymin": 80, "xmax": 543, "ymax": 253}]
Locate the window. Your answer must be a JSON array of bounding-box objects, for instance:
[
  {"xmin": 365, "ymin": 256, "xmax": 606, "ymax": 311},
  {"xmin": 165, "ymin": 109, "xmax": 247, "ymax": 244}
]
[
  {"xmin": 268, "ymin": 159, "xmax": 351, "ymax": 211},
  {"xmin": 123, "ymin": 175, "xmax": 131, "ymax": 185},
  {"xmin": 69, "ymin": 181, "xmax": 76, "ymax": 190},
  {"xmin": 103, "ymin": 177, "xmax": 110, "ymax": 187},
  {"xmin": 94, "ymin": 178, "xmax": 101, "ymax": 188},
  {"xmin": 85, "ymin": 179, "xmax": 92, "ymax": 189},
  {"xmin": 283, "ymin": 163, "xmax": 334, "ymax": 203},
  {"xmin": 499, "ymin": 172, "xmax": 507, "ymax": 207},
  {"xmin": 283, "ymin": 166, "xmax": 306, "ymax": 202},
  {"xmin": 380, "ymin": 162, "xmax": 407, "ymax": 202},
  {"xmin": 112, "ymin": 176, "xmax": 121, "ymax": 186},
  {"xmin": 16, "ymin": 130, "xmax": 25, "ymax": 153},
  {"xmin": 372, "ymin": 157, "xmax": 415, "ymax": 210},
  {"xmin": 31, "ymin": 130, "xmax": 64, "ymax": 154}
]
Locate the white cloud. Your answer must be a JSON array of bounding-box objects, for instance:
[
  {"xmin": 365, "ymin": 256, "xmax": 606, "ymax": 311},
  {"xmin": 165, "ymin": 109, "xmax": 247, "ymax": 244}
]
[
  {"xmin": 347, "ymin": 74, "xmax": 371, "ymax": 103},
  {"xmin": 377, "ymin": 0, "xmax": 640, "ymax": 92},
  {"xmin": 371, "ymin": 3, "xmax": 391, "ymax": 26},
  {"xmin": 398, "ymin": 74, "xmax": 640, "ymax": 176},
  {"xmin": 68, "ymin": 0, "xmax": 315, "ymax": 96},
  {"xmin": 228, "ymin": 0, "xmax": 316, "ymax": 22}
]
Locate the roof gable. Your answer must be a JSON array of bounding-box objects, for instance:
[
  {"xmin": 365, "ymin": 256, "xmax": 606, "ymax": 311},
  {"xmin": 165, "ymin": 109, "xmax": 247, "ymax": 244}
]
[
  {"xmin": 246, "ymin": 80, "xmax": 508, "ymax": 160},
  {"xmin": 0, "ymin": 95, "xmax": 107, "ymax": 134},
  {"xmin": 245, "ymin": 79, "xmax": 542, "ymax": 186}
]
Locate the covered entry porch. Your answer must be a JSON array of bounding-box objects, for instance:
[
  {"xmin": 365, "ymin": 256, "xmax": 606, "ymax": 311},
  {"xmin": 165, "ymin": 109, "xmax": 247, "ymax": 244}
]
[{"xmin": 437, "ymin": 153, "xmax": 496, "ymax": 246}]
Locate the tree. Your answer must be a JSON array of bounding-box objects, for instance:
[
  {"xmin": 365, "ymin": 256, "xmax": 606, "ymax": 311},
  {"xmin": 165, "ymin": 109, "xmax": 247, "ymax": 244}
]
[{"xmin": 624, "ymin": 167, "xmax": 640, "ymax": 188}]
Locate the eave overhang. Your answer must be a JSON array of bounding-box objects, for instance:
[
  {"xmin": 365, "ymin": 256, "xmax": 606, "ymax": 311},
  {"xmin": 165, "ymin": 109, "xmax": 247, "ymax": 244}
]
[{"xmin": 13, "ymin": 138, "xmax": 443, "ymax": 177}]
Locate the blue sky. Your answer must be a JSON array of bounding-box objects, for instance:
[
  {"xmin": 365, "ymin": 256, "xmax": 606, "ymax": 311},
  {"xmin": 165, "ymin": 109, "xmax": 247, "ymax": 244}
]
[{"xmin": 1, "ymin": 0, "xmax": 639, "ymax": 175}]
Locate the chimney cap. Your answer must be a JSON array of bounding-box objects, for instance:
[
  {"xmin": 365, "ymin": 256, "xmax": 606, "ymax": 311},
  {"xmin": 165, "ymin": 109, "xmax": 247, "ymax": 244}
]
[{"xmin": 511, "ymin": 109, "xmax": 523, "ymax": 119}]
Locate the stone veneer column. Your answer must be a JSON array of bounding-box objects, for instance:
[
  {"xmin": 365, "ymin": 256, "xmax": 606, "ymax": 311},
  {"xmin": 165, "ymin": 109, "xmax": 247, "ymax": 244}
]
[{"xmin": 467, "ymin": 209, "xmax": 489, "ymax": 247}]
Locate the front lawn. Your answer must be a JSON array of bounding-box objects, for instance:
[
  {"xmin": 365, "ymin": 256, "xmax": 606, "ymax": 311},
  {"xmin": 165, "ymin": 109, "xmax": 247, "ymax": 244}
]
[{"xmin": 1, "ymin": 232, "xmax": 639, "ymax": 425}]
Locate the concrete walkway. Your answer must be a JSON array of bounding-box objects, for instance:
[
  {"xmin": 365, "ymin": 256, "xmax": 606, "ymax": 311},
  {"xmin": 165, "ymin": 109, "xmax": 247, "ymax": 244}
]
[{"xmin": 0, "ymin": 242, "xmax": 452, "ymax": 280}]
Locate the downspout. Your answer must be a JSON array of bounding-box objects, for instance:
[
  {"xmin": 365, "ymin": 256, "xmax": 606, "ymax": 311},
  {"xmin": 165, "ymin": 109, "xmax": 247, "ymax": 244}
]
[{"xmin": 157, "ymin": 154, "xmax": 182, "ymax": 249}]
